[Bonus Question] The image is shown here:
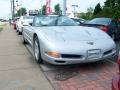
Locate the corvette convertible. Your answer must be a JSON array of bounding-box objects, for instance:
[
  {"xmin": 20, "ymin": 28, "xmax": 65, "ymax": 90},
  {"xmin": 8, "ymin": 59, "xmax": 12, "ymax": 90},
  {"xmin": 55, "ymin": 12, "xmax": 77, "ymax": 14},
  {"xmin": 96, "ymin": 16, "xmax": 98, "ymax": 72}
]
[{"xmin": 22, "ymin": 15, "xmax": 116, "ymax": 65}]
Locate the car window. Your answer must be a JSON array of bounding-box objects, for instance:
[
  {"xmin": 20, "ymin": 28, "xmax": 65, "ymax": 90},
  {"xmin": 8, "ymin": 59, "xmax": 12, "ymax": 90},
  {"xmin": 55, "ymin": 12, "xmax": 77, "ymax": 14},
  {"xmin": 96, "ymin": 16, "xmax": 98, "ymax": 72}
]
[
  {"xmin": 88, "ymin": 18, "xmax": 111, "ymax": 25},
  {"xmin": 34, "ymin": 18, "xmax": 41, "ymax": 26},
  {"xmin": 32, "ymin": 16, "xmax": 77, "ymax": 27},
  {"xmin": 71, "ymin": 19, "xmax": 81, "ymax": 24},
  {"xmin": 33, "ymin": 16, "xmax": 57, "ymax": 26},
  {"xmin": 23, "ymin": 16, "xmax": 34, "ymax": 20},
  {"xmin": 57, "ymin": 16, "xmax": 77, "ymax": 26},
  {"xmin": 32, "ymin": 17, "xmax": 39, "ymax": 26}
]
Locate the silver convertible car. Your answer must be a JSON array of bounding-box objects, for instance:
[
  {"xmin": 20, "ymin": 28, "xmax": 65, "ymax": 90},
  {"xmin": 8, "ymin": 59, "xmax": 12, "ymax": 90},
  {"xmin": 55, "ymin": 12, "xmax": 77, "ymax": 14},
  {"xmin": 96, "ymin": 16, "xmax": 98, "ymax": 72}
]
[{"xmin": 22, "ymin": 15, "xmax": 116, "ymax": 65}]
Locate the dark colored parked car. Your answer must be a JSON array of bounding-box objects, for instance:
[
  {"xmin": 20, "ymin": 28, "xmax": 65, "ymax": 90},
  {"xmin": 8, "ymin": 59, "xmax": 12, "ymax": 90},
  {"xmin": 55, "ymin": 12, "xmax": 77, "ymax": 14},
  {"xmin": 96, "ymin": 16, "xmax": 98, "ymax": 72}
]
[
  {"xmin": 82, "ymin": 18, "xmax": 120, "ymax": 40},
  {"xmin": 112, "ymin": 52, "xmax": 120, "ymax": 90}
]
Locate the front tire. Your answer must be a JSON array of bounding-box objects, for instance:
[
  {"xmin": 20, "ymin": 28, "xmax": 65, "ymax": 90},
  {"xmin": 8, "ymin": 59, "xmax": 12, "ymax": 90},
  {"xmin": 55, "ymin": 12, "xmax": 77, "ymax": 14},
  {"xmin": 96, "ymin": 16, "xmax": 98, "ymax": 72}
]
[
  {"xmin": 34, "ymin": 36, "xmax": 43, "ymax": 64},
  {"xmin": 18, "ymin": 31, "xmax": 22, "ymax": 35}
]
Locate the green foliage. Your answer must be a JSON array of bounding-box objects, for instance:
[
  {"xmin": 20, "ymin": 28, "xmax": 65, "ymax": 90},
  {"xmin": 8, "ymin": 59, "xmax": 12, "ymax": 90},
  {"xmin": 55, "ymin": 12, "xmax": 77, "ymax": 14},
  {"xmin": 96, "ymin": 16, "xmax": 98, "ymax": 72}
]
[
  {"xmin": 94, "ymin": 0, "xmax": 120, "ymax": 19},
  {"xmin": 93, "ymin": 3, "xmax": 102, "ymax": 16},
  {"xmin": 16, "ymin": 8, "xmax": 27, "ymax": 16},
  {"xmin": 0, "ymin": 27, "xmax": 3, "ymax": 32},
  {"xmin": 54, "ymin": 4, "xmax": 62, "ymax": 15},
  {"xmin": 79, "ymin": 0, "xmax": 120, "ymax": 20},
  {"xmin": 39, "ymin": 9, "xmax": 42, "ymax": 15},
  {"xmin": 79, "ymin": 7, "xmax": 94, "ymax": 20},
  {"xmin": 41, "ymin": 5, "xmax": 46, "ymax": 15}
]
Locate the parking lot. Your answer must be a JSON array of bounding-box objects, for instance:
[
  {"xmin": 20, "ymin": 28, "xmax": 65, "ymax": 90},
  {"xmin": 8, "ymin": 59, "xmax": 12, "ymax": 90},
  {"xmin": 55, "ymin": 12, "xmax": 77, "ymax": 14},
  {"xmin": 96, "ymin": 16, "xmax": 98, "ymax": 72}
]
[{"xmin": 0, "ymin": 25, "xmax": 119, "ymax": 90}]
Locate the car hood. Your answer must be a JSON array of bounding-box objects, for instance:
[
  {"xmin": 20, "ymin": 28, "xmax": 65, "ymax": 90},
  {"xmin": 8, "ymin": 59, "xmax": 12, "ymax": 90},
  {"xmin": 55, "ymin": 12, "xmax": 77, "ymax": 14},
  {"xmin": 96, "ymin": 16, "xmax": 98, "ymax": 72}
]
[{"xmin": 35, "ymin": 26, "xmax": 111, "ymax": 42}]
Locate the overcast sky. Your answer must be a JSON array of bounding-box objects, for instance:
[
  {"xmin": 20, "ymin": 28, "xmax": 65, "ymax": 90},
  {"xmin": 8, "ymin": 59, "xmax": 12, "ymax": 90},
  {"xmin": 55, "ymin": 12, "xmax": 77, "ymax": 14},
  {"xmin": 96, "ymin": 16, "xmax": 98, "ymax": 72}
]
[{"xmin": 0, "ymin": 0, "xmax": 106, "ymax": 18}]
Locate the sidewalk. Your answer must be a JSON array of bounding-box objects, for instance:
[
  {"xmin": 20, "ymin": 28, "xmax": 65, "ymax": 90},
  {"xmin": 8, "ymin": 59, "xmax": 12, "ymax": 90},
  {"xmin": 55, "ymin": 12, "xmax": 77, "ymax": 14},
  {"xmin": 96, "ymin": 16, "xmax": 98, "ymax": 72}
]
[{"xmin": 0, "ymin": 25, "xmax": 53, "ymax": 90}]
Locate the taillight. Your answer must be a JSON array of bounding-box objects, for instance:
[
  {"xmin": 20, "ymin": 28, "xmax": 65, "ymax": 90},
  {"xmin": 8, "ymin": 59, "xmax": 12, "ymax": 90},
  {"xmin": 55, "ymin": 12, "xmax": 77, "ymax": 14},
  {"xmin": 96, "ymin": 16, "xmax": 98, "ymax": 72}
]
[{"xmin": 100, "ymin": 26, "xmax": 109, "ymax": 32}]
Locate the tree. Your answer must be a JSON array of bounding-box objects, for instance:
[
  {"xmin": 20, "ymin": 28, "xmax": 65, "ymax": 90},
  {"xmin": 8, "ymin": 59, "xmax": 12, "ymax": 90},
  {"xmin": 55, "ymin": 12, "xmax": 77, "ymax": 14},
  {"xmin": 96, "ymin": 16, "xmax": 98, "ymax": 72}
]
[
  {"xmin": 101, "ymin": 0, "xmax": 120, "ymax": 19},
  {"xmin": 54, "ymin": 4, "xmax": 61, "ymax": 15},
  {"xmin": 87, "ymin": 7, "xmax": 94, "ymax": 13},
  {"xmin": 87, "ymin": 0, "xmax": 120, "ymax": 19},
  {"xmin": 93, "ymin": 3, "xmax": 102, "ymax": 16},
  {"xmin": 16, "ymin": 8, "xmax": 27, "ymax": 16},
  {"xmin": 79, "ymin": 7, "xmax": 94, "ymax": 20},
  {"xmin": 41, "ymin": 5, "xmax": 46, "ymax": 15},
  {"xmin": 87, "ymin": 7, "xmax": 94, "ymax": 19}
]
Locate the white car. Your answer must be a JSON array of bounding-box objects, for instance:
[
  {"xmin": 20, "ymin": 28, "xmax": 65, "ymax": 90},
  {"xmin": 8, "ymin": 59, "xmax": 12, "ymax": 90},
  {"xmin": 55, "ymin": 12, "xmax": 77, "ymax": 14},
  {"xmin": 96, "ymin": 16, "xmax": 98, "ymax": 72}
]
[
  {"xmin": 16, "ymin": 16, "xmax": 34, "ymax": 34},
  {"xmin": 22, "ymin": 15, "xmax": 116, "ymax": 65}
]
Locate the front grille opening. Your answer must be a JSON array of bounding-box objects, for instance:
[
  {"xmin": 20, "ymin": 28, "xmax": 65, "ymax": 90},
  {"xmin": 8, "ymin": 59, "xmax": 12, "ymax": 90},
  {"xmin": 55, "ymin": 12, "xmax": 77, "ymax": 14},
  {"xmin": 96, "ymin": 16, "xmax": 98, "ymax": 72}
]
[
  {"xmin": 103, "ymin": 50, "xmax": 112, "ymax": 56},
  {"xmin": 55, "ymin": 60, "xmax": 66, "ymax": 63},
  {"xmin": 61, "ymin": 54, "xmax": 83, "ymax": 59}
]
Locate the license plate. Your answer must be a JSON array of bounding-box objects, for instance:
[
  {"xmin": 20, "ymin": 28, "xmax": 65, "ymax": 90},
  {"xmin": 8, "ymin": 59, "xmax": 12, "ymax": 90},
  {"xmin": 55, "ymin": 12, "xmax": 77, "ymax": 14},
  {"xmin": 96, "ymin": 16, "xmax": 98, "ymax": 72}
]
[{"xmin": 87, "ymin": 50, "xmax": 101, "ymax": 59}]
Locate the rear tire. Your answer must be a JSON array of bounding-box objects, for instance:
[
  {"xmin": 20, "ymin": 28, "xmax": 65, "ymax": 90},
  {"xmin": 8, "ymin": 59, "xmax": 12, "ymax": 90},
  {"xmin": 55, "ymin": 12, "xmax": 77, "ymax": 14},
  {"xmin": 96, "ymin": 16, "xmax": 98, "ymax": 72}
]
[{"xmin": 33, "ymin": 36, "xmax": 43, "ymax": 64}]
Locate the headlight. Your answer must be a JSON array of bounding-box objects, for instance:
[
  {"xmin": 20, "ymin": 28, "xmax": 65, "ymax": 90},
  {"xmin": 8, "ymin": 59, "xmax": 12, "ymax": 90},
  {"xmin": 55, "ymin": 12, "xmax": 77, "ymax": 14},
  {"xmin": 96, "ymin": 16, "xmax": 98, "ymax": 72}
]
[{"xmin": 46, "ymin": 52, "xmax": 61, "ymax": 58}]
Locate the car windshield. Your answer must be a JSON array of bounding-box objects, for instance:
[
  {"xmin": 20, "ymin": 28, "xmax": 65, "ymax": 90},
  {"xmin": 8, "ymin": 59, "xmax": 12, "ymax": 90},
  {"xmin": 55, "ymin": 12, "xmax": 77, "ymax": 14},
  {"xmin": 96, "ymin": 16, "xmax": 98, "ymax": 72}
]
[
  {"xmin": 87, "ymin": 18, "xmax": 111, "ymax": 25},
  {"xmin": 34, "ymin": 16, "xmax": 77, "ymax": 26},
  {"xmin": 23, "ymin": 16, "xmax": 34, "ymax": 20}
]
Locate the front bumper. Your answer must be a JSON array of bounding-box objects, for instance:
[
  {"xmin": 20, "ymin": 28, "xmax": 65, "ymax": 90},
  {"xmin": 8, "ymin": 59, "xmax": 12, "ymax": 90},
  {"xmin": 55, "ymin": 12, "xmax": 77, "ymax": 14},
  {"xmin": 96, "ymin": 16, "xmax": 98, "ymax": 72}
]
[{"xmin": 42, "ymin": 50, "xmax": 116, "ymax": 65}]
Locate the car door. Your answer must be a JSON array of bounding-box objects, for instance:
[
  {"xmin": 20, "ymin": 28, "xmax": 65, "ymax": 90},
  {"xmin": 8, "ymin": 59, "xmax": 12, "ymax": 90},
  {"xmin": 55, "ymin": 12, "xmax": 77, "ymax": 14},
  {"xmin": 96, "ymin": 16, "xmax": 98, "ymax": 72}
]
[
  {"xmin": 25, "ymin": 17, "xmax": 41, "ymax": 45},
  {"xmin": 23, "ymin": 25, "xmax": 32, "ymax": 44},
  {"xmin": 24, "ymin": 25, "xmax": 35, "ymax": 45},
  {"xmin": 23, "ymin": 17, "xmax": 36, "ymax": 45}
]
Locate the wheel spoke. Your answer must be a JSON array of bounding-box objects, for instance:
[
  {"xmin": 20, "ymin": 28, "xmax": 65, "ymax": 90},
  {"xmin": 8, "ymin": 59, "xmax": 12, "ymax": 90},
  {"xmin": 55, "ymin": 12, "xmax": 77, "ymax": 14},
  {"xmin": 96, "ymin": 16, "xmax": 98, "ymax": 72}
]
[{"xmin": 34, "ymin": 41, "xmax": 39, "ymax": 61}]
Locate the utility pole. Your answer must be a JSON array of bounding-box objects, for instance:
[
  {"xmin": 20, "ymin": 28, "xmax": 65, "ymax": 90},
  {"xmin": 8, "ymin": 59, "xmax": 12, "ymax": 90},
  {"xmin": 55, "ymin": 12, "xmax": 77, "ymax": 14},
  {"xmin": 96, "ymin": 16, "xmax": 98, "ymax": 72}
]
[
  {"xmin": 41, "ymin": 0, "xmax": 43, "ymax": 15},
  {"xmin": 11, "ymin": 0, "xmax": 13, "ymax": 20},
  {"xmin": 20, "ymin": 0, "xmax": 22, "ymax": 16},
  {"xmin": 12, "ymin": 0, "xmax": 15, "ymax": 20},
  {"xmin": 72, "ymin": 5, "xmax": 78, "ymax": 17},
  {"xmin": 62, "ymin": 0, "xmax": 66, "ymax": 16}
]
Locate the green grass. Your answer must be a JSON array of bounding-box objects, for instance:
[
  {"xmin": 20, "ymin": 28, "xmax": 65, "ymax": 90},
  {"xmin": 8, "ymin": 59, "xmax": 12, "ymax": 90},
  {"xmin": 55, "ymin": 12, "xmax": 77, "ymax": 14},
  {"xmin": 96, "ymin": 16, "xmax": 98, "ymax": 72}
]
[
  {"xmin": 0, "ymin": 28, "xmax": 3, "ymax": 32},
  {"xmin": 0, "ymin": 23, "xmax": 6, "ymax": 32}
]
